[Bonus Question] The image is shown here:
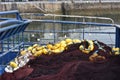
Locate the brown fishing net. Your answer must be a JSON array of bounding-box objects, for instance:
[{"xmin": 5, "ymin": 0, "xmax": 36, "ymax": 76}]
[{"xmin": 1, "ymin": 40, "xmax": 120, "ymax": 80}]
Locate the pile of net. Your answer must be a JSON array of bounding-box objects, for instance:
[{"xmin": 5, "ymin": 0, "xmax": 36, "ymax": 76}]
[{"xmin": 1, "ymin": 39, "xmax": 120, "ymax": 80}]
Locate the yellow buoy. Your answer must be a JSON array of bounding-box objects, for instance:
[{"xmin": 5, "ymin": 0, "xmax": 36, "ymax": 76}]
[
  {"xmin": 79, "ymin": 45, "xmax": 84, "ymax": 50},
  {"xmin": 112, "ymin": 47, "xmax": 120, "ymax": 55},
  {"xmin": 54, "ymin": 43, "xmax": 61, "ymax": 48},
  {"xmin": 82, "ymin": 50, "xmax": 91, "ymax": 54},
  {"xmin": 51, "ymin": 46, "xmax": 58, "ymax": 50},
  {"xmin": 60, "ymin": 40, "xmax": 66, "ymax": 44},
  {"xmin": 88, "ymin": 40, "xmax": 94, "ymax": 45},
  {"xmin": 79, "ymin": 40, "xmax": 94, "ymax": 54},
  {"xmin": 34, "ymin": 50, "xmax": 42, "ymax": 57},
  {"xmin": 88, "ymin": 44, "xmax": 94, "ymax": 51},
  {"xmin": 27, "ymin": 46, "xmax": 33, "ymax": 51},
  {"xmin": 47, "ymin": 44, "xmax": 53, "ymax": 50},
  {"xmin": 33, "ymin": 44, "xmax": 39, "ymax": 48},
  {"xmin": 112, "ymin": 47, "xmax": 119, "ymax": 51},
  {"xmin": 59, "ymin": 47, "xmax": 65, "ymax": 52},
  {"xmin": 66, "ymin": 42, "xmax": 73, "ymax": 45},
  {"xmin": 42, "ymin": 48, "xmax": 48, "ymax": 55},
  {"xmin": 73, "ymin": 39, "xmax": 81, "ymax": 43},
  {"xmin": 115, "ymin": 52, "xmax": 120, "ymax": 55},
  {"xmin": 20, "ymin": 50, "xmax": 26, "ymax": 56},
  {"xmin": 32, "ymin": 48, "xmax": 37, "ymax": 54},
  {"xmin": 65, "ymin": 38, "xmax": 72, "ymax": 43},
  {"xmin": 60, "ymin": 43, "xmax": 67, "ymax": 48},
  {"xmin": 36, "ymin": 46, "xmax": 45, "ymax": 51},
  {"xmin": 10, "ymin": 62, "xmax": 18, "ymax": 68},
  {"xmin": 52, "ymin": 49, "xmax": 61, "ymax": 54}
]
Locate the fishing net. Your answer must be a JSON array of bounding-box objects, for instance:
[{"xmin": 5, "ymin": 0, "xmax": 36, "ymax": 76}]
[{"xmin": 1, "ymin": 40, "xmax": 120, "ymax": 80}]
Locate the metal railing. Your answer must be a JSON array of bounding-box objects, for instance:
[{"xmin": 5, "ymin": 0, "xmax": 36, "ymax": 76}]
[
  {"xmin": 0, "ymin": 10, "xmax": 30, "ymax": 75},
  {"xmin": 23, "ymin": 13, "xmax": 119, "ymax": 47}
]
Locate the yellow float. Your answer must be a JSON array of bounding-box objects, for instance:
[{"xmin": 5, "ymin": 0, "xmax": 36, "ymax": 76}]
[
  {"xmin": 79, "ymin": 40, "xmax": 94, "ymax": 54},
  {"xmin": 112, "ymin": 47, "xmax": 120, "ymax": 55}
]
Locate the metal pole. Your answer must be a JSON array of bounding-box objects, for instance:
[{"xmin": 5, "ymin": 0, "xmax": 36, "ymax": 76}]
[
  {"xmin": 1, "ymin": 41, "xmax": 3, "ymax": 52},
  {"xmin": 115, "ymin": 27, "xmax": 120, "ymax": 47},
  {"xmin": 7, "ymin": 38, "xmax": 10, "ymax": 51},
  {"xmin": 82, "ymin": 17, "xmax": 85, "ymax": 39},
  {"xmin": 22, "ymin": 32, "xmax": 24, "ymax": 49}
]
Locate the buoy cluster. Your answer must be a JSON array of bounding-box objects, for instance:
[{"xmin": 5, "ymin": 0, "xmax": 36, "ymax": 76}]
[
  {"xmin": 5, "ymin": 50, "xmax": 31, "ymax": 73},
  {"xmin": 5, "ymin": 38, "xmax": 120, "ymax": 73},
  {"xmin": 112, "ymin": 47, "xmax": 120, "ymax": 55},
  {"xmin": 28, "ymin": 38, "xmax": 81, "ymax": 56}
]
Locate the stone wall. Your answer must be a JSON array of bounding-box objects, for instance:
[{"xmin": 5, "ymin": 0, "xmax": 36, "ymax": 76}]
[
  {"xmin": 0, "ymin": 2, "xmax": 120, "ymax": 14},
  {"xmin": 0, "ymin": 2, "xmax": 62, "ymax": 13}
]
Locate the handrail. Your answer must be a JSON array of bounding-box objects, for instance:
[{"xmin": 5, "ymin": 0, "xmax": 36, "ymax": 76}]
[
  {"xmin": 0, "ymin": 10, "xmax": 22, "ymax": 20},
  {"xmin": 25, "ymin": 13, "xmax": 114, "ymax": 26},
  {"xmin": 44, "ymin": 14, "xmax": 114, "ymax": 24},
  {"xmin": 0, "ymin": 10, "xmax": 31, "ymax": 40},
  {"xmin": 24, "ymin": 30, "xmax": 115, "ymax": 34},
  {"xmin": 0, "ymin": 19, "xmax": 23, "ymax": 27},
  {"xmin": 0, "ymin": 42, "xmax": 23, "ymax": 57},
  {"xmin": 30, "ymin": 19, "xmax": 115, "ymax": 27},
  {"xmin": 115, "ymin": 24, "xmax": 120, "ymax": 28},
  {"xmin": 0, "ymin": 10, "xmax": 19, "ymax": 15},
  {"xmin": 21, "ymin": 13, "xmax": 114, "ymax": 24},
  {"xmin": 0, "ymin": 20, "xmax": 31, "ymax": 41},
  {"xmin": 0, "ymin": 20, "xmax": 30, "ymax": 32}
]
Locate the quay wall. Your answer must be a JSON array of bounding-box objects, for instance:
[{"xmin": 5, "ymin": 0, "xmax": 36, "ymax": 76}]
[{"xmin": 0, "ymin": 2, "xmax": 120, "ymax": 14}]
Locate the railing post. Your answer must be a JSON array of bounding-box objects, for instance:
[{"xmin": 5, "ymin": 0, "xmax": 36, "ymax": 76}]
[
  {"xmin": 115, "ymin": 27, "xmax": 120, "ymax": 47},
  {"xmin": 16, "ymin": 12, "xmax": 22, "ymax": 20}
]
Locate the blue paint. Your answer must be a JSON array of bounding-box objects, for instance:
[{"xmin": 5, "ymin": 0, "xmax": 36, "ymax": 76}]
[
  {"xmin": 0, "ymin": 10, "xmax": 30, "ymax": 75},
  {"xmin": 115, "ymin": 27, "xmax": 120, "ymax": 47}
]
